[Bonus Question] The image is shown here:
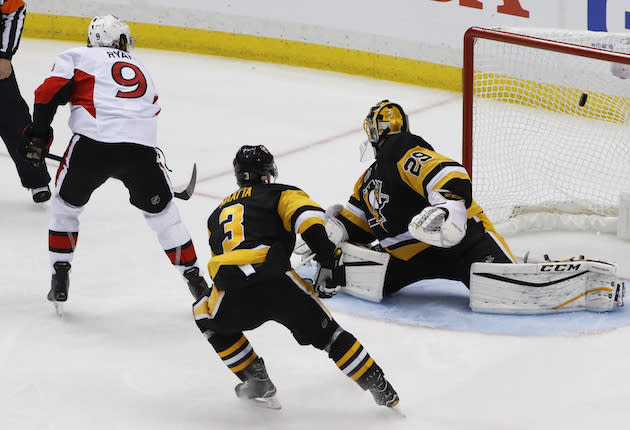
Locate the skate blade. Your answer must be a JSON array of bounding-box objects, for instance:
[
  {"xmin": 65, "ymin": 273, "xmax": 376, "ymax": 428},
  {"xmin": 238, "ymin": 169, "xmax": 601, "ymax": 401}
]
[
  {"xmin": 388, "ymin": 404, "xmax": 406, "ymax": 418},
  {"xmin": 243, "ymin": 395, "xmax": 282, "ymax": 410},
  {"xmin": 53, "ymin": 302, "xmax": 64, "ymax": 318}
]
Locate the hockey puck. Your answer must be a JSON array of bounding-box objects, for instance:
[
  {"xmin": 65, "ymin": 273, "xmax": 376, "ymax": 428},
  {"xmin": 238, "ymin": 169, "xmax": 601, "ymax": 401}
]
[{"xmin": 578, "ymin": 93, "xmax": 588, "ymax": 107}]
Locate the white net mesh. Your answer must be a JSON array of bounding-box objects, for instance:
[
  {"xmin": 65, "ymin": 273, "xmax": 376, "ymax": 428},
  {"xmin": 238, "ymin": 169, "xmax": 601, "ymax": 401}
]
[{"xmin": 469, "ymin": 27, "xmax": 630, "ymax": 234}]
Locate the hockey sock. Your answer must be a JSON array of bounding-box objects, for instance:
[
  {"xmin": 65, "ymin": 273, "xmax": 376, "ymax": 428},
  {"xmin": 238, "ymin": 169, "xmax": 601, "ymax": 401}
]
[
  {"xmin": 48, "ymin": 230, "xmax": 78, "ymax": 273},
  {"xmin": 208, "ymin": 332, "xmax": 258, "ymax": 381},
  {"xmin": 163, "ymin": 239, "xmax": 198, "ymax": 274},
  {"xmin": 327, "ymin": 329, "xmax": 376, "ymax": 386},
  {"xmin": 143, "ymin": 201, "xmax": 199, "ymax": 276},
  {"xmin": 49, "ymin": 195, "xmax": 83, "ymax": 274}
]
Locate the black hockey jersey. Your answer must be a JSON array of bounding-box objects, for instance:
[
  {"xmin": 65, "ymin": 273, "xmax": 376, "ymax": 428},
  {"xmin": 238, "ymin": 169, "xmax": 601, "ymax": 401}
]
[
  {"xmin": 337, "ymin": 132, "xmax": 484, "ymax": 261},
  {"xmin": 207, "ymin": 183, "xmax": 326, "ymax": 287}
]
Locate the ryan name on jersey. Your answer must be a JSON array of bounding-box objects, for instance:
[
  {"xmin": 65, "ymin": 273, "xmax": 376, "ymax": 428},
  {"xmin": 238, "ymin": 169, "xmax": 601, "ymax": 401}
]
[{"xmin": 105, "ymin": 49, "xmax": 132, "ymax": 59}]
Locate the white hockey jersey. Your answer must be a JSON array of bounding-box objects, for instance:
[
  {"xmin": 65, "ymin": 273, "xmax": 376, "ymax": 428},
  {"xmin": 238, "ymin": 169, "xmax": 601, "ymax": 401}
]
[{"xmin": 34, "ymin": 46, "xmax": 160, "ymax": 147}]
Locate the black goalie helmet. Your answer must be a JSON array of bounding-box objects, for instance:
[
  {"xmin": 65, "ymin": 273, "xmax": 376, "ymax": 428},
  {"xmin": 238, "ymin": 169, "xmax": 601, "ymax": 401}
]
[{"xmin": 233, "ymin": 145, "xmax": 278, "ymax": 187}]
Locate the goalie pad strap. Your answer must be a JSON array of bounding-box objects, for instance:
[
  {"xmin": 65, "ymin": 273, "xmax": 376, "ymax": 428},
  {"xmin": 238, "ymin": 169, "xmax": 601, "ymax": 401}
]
[
  {"xmin": 339, "ymin": 242, "xmax": 390, "ymax": 303},
  {"xmin": 470, "ymin": 260, "xmax": 623, "ymax": 314}
]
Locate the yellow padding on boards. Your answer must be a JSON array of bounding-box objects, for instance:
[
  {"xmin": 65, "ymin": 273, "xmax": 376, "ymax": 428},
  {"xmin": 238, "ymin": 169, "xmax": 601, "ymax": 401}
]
[{"xmin": 23, "ymin": 13, "xmax": 461, "ymax": 91}]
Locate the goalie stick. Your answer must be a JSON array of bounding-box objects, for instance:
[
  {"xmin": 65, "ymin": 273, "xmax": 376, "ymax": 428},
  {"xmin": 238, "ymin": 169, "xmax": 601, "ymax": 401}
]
[{"xmin": 45, "ymin": 153, "xmax": 197, "ymax": 201}]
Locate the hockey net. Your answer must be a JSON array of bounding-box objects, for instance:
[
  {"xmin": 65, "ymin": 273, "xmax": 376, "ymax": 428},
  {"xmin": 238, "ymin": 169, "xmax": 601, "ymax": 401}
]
[{"xmin": 463, "ymin": 27, "xmax": 630, "ymax": 235}]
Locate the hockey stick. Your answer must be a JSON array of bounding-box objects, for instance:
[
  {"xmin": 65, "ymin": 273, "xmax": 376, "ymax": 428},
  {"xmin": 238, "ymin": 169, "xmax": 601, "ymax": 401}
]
[
  {"xmin": 46, "ymin": 153, "xmax": 197, "ymax": 201},
  {"xmin": 174, "ymin": 163, "xmax": 197, "ymax": 200},
  {"xmin": 46, "ymin": 152, "xmax": 63, "ymax": 162}
]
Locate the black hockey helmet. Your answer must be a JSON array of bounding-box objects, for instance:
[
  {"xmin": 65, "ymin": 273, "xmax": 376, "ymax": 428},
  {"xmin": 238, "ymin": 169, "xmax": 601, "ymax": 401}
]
[{"xmin": 233, "ymin": 145, "xmax": 278, "ymax": 187}]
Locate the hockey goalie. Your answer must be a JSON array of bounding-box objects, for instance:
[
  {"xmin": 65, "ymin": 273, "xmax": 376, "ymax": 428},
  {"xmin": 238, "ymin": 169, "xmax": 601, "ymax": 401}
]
[{"xmin": 295, "ymin": 99, "xmax": 626, "ymax": 315}]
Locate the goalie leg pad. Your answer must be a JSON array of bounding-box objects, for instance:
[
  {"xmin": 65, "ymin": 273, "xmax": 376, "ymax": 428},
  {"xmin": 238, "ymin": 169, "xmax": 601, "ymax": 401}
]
[
  {"xmin": 339, "ymin": 242, "xmax": 390, "ymax": 303},
  {"xmin": 470, "ymin": 260, "xmax": 623, "ymax": 314}
]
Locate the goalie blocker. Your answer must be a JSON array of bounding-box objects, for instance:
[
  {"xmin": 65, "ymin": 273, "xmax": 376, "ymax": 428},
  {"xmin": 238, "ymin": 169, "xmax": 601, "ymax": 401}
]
[{"xmin": 470, "ymin": 259, "xmax": 626, "ymax": 314}]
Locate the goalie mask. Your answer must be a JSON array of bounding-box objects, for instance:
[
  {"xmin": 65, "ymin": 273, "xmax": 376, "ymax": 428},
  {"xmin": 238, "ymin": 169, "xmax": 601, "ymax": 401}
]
[
  {"xmin": 360, "ymin": 100, "xmax": 409, "ymax": 160},
  {"xmin": 233, "ymin": 145, "xmax": 278, "ymax": 187},
  {"xmin": 87, "ymin": 15, "xmax": 135, "ymax": 51},
  {"xmin": 363, "ymin": 100, "xmax": 408, "ymax": 145}
]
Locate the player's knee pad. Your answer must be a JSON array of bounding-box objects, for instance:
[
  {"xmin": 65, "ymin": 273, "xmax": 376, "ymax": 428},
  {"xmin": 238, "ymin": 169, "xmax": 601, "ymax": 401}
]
[
  {"xmin": 470, "ymin": 259, "xmax": 626, "ymax": 314},
  {"xmin": 323, "ymin": 325, "xmax": 349, "ymax": 355},
  {"xmin": 293, "ymin": 317, "xmax": 339, "ymax": 350},
  {"xmin": 143, "ymin": 201, "xmax": 193, "ymax": 247},
  {"xmin": 339, "ymin": 242, "xmax": 390, "ymax": 303},
  {"xmin": 50, "ymin": 194, "xmax": 84, "ymax": 232},
  {"xmin": 143, "ymin": 200, "xmax": 181, "ymax": 231}
]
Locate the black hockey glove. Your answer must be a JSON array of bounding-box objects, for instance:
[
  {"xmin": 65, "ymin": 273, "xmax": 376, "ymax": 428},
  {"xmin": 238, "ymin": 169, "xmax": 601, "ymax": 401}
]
[
  {"xmin": 314, "ymin": 248, "xmax": 345, "ymax": 299},
  {"xmin": 20, "ymin": 125, "xmax": 53, "ymax": 167}
]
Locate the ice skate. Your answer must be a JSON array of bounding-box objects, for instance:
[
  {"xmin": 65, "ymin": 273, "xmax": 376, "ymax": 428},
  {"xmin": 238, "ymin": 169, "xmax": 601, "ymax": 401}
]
[
  {"xmin": 235, "ymin": 357, "xmax": 281, "ymax": 409},
  {"xmin": 48, "ymin": 262, "xmax": 70, "ymax": 317},
  {"xmin": 359, "ymin": 365, "xmax": 400, "ymax": 409}
]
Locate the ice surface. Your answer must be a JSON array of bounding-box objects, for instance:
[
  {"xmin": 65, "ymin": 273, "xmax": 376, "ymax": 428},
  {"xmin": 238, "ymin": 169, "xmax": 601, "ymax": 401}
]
[{"xmin": 2, "ymin": 39, "xmax": 629, "ymax": 430}]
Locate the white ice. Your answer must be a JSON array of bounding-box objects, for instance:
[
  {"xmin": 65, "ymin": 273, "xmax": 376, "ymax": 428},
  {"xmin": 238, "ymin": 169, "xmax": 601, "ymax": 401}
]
[{"xmin": 2, "ymin": 39, "xmax": 630, "ymax": 430}]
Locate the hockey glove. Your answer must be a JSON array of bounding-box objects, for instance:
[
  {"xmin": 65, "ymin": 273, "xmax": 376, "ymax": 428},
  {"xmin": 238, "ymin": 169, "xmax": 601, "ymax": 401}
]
[
  {"xmin": 20, "ymin": 125, "xmax": 53, "ymax": 167},
  {"xmin": 408, "ymin": 189, "xmax": 468, "ymax": 248},
  {"xmin": 313, "ymin": 248, "xmax": 344, "ymax": 298}
]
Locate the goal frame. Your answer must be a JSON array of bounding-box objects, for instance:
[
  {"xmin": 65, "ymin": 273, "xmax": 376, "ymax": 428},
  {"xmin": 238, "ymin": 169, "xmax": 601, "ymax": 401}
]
[{"xmin": 462, "ymin": 26, "xmax": 630, "ymax": 179}]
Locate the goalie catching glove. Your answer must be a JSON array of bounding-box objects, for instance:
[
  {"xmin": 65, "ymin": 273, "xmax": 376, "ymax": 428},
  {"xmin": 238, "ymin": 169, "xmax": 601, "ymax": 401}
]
[
  {"xmin": 408, "ymin": 189, "xmax": 467, "ymax": 248},
  {"xmin": 313, "ymin": 248, "xmax": 344, "ymax": 298}
]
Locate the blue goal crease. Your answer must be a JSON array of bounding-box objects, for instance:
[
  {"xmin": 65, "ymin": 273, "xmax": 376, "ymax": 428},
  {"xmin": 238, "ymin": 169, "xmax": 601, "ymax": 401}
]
[{"xmin": 296, "ymin": 267, "xmax": 630, "ymax": 336}]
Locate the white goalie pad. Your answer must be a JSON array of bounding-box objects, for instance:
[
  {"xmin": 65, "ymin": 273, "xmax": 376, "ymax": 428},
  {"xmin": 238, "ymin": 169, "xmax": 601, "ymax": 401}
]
[
  {"xmin": 339, "ymin": 242, "xmax": 390, "ymax": 303},
  {"xmin": 294, "ymin": 216, "xmax": 348, "ymax": 255},
  {"xmin": 470, "ymin": 260, "xmax": 625, "ymax": 314}
]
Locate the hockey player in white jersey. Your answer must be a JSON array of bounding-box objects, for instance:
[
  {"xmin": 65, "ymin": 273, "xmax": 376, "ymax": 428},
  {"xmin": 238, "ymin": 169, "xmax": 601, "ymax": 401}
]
[{"xmin": 21, "ymin": 15, "xmax": 210, "ymax": 315}]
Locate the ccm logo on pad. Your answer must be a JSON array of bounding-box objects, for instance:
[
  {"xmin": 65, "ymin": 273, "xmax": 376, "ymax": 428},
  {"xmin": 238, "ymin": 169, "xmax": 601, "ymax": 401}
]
[{"xmin": 540, "ymin": 263, "xmax": 582, "ymax": 272}]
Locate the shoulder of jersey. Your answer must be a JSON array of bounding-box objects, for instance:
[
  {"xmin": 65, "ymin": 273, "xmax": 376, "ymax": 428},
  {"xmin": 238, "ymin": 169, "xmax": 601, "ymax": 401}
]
[
  {"xmin": 60, "ymin": 46, "xmax": 89, "ymax": 55},
  {"xmin": 259, "ymin": 183, "xmax": 301, "ymax": 192}
]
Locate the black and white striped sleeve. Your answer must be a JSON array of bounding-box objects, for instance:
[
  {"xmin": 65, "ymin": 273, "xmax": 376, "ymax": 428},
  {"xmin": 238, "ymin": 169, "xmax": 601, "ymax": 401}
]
[{"xmin": 0, "ymin": 1, "xmax": 26, "ymax": 60}]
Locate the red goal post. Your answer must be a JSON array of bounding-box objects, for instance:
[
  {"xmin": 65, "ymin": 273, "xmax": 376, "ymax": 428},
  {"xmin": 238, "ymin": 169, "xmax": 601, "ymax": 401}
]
[{"xmin": 462, "ymin": 26, "xmax": 630, "ymax": 234}]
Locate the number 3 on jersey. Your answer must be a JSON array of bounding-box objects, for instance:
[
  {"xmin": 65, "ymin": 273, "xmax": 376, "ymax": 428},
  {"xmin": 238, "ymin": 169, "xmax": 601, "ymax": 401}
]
[
  {"xmin": 111, "ymin": 61, "xmax": 147, "ymax": 98},
  {"xmin": 219, "ymin": 204, "xmax": 245, "ymax": 252}
]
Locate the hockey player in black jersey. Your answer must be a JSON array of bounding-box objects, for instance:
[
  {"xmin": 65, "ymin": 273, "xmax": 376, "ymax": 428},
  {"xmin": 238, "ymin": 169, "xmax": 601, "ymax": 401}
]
[
  {"xmin": 193, "ymin": 145, "xmax": 399, "ymax": 410},
  {"xmin": 296, "ymin": 100, "xmax": 517, "ymax": 302}
]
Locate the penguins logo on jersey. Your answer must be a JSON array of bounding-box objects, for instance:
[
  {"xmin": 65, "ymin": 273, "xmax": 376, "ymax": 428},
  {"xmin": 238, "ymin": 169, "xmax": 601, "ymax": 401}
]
[{"xmin": 363, "ymin": 179, "xmax": 390, "ymax": 231}]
